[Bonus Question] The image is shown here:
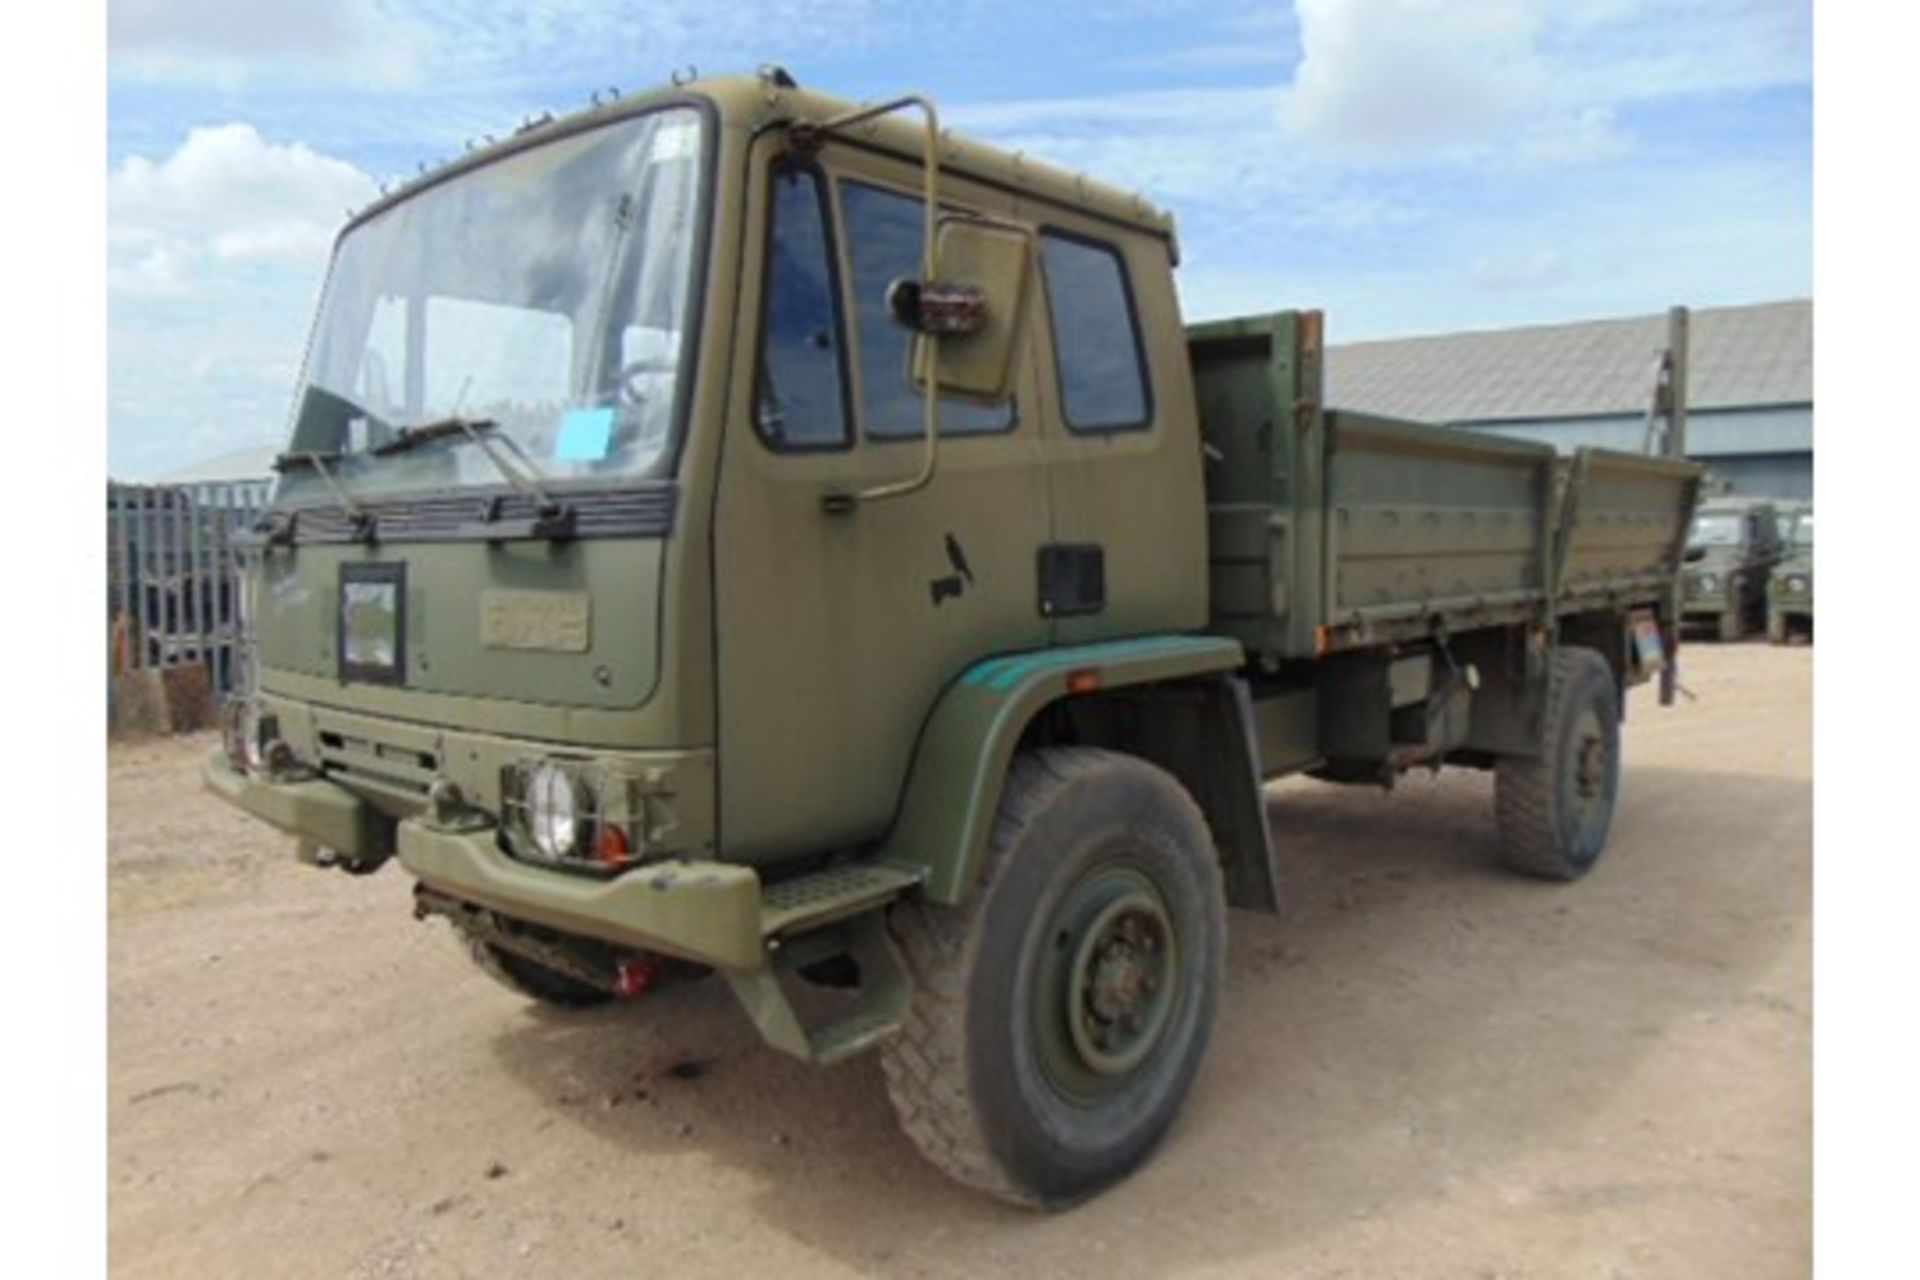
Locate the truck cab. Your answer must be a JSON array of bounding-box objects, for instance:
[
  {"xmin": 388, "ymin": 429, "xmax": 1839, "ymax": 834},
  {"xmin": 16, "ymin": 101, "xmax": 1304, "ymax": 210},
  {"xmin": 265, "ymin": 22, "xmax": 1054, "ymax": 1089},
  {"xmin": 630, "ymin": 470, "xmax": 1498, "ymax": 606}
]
[
  {"xmin": 218, "ymin": 73, "xmax": 1204, "ymax": 873},
  {"xmin": 1768, "ymin": 507, "xmax": 1814, "ymax": 643},
  {"xmin": 1681, "ymin": 495, "xmax": 1781, "ymax": 640}
]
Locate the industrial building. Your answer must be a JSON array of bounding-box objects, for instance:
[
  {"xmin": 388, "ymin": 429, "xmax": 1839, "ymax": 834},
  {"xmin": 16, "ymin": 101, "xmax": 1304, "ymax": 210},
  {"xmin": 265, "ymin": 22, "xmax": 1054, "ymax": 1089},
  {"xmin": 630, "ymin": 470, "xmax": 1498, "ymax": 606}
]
[{"xmin": 1326, "ymin": 299, "xmax": 1812, "ymax": 500}]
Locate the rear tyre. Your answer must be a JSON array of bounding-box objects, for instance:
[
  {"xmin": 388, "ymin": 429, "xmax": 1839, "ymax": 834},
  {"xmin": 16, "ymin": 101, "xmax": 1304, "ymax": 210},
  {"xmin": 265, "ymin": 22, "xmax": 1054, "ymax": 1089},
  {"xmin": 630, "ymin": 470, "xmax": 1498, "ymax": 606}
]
[
  {"xmin": 465, "ymin": 940, "xmax": 613, "ymax": 1009},
  {"xmin": 881, "ymin": 747, "xmax": 1226, "ymax": 1208},
  {"xmin": 1495, "ymin": 647, "xmax": 1621, "ymax": 882}
]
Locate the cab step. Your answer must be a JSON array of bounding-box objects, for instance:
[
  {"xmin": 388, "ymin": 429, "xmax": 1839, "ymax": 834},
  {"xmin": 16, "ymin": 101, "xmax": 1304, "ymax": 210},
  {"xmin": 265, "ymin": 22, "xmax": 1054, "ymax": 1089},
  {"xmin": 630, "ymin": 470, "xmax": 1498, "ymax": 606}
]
[{"xmin": 759, "ymin": 861, "xmax": 923, "ymax": 940}]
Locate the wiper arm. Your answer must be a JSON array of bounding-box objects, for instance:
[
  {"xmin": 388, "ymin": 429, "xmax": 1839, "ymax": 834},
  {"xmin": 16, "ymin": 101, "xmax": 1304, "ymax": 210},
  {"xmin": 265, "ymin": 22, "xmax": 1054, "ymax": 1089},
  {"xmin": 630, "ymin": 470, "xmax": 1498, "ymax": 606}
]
[
  {"xmin": 368, "ymin": 414, "xmax": 491, "ymax": 457},
  {"xmin": 371, "ymin": 415, "xmax": 566, "ymax": 519},
  {"xmin": 273, "ymin": 451, "xmax": 375, "ymax": 538}
]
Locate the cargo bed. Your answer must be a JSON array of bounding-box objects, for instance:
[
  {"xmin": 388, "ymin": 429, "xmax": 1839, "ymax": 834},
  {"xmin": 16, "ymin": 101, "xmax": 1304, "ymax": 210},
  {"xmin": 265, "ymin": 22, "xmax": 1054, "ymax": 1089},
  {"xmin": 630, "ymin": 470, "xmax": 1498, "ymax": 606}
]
[{"xmin": 1191, "ymin": 310, "xmax": 1701, "ymax": 665}]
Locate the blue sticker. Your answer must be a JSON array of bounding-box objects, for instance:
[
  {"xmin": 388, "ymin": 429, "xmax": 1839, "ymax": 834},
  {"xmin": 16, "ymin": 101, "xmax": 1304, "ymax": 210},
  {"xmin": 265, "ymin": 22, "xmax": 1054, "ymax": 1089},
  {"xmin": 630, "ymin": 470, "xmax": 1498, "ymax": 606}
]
[{"xmin": 554, "ymin": 407, "xmax": 615, "ymax": 461}]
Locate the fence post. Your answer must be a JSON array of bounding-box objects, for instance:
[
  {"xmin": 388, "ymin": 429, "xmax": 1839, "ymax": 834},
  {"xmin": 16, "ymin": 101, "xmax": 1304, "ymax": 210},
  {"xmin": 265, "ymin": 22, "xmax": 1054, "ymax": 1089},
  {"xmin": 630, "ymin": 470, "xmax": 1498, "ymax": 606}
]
[{"xmin": 138, "ymin": 488, "xmax": 156, "ymax": 669}]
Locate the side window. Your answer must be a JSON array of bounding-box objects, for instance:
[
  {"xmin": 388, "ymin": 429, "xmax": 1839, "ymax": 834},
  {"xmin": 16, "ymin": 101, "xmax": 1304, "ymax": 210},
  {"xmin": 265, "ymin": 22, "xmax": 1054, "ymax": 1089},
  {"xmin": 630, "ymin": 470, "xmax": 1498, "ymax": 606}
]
[
  {"xmin": 839, "ymin": 180, "xmax": 1013, "ymax": 438},
  {"xmin": 756, "ymin": 165, "xmax": 849, "ymax": 450},
  {"xmin": 1040, "ymin": 231, "xmax": 1150, "ymax": 432}
]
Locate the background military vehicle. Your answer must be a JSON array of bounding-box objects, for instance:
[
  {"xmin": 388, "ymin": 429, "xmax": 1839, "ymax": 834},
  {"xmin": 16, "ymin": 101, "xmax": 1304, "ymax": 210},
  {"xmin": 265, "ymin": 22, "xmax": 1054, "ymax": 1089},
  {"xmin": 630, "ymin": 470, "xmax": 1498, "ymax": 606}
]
[
  {"xmin": 1771, "ymin": 500, "xmax": 1809, "ymax": 544},
  {"xmin": 204, "ymin": 70, "xmax": 1702, "ymax": 1207},
  {"xmin": 1682, "ymin": 494, "xmax": 1782, "ymax": 640},
  {"xmin": 1769, "ymin": 507, "xmax": 1814, "ymax": 643}
]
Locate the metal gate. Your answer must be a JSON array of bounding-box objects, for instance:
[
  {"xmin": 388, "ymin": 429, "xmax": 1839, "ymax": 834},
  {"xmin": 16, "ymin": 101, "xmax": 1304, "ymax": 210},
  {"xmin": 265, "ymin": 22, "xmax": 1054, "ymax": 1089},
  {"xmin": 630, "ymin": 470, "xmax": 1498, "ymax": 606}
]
[{"xmin": 107, "ymin": 480, "xmax": 268, "ymax": 706}]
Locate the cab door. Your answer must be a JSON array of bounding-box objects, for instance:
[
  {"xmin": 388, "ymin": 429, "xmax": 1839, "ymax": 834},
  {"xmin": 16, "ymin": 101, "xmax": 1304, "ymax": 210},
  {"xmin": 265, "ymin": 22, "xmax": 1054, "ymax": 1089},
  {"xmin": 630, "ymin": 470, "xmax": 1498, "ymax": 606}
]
[
  {"xmin": 1018, "ymin": 202, "xmax": 1209, "ymax": 646},
  {"xmin": 712, "ymin": 136, "xmax": 1050, "ymax": 862}
]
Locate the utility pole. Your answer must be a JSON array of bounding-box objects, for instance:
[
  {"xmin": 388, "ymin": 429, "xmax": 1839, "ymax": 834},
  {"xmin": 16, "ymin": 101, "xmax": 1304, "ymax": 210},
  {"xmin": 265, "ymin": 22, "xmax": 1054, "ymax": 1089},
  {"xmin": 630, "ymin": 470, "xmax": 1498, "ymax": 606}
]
[{"xmin": 1666, "ymin": 305, "xmax": 1689, "ymax": 460}]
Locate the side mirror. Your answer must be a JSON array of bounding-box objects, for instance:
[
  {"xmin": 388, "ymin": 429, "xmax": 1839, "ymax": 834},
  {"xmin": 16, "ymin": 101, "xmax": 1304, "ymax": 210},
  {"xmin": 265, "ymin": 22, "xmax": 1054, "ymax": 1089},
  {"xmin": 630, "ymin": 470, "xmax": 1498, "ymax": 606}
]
[{"xmin": 888, "ymin": 215, "xmax": 1033, "ymax": 402}]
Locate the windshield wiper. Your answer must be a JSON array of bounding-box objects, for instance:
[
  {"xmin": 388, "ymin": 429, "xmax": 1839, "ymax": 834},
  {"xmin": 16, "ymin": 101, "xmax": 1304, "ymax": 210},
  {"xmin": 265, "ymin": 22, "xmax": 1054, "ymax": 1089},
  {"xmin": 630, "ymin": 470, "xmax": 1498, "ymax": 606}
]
[
  {"xmin": 272, "ymin": 450, "xmax": 375, "ymax": 540},
  {"xmin": 372, "ymin": 415, "xmax": 575, "ymax": 540},
  {"xmin": 369, "ymin": 414, "xmax": 489, "ymax": 457}
]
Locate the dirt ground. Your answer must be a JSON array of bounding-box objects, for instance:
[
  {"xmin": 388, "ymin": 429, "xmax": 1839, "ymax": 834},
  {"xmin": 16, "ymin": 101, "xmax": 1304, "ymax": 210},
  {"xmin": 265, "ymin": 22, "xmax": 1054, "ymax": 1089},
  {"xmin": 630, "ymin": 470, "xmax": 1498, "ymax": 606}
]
[{"xmin": 107, "ymin": 642, "xmax": 1810, "ymax": 1280}]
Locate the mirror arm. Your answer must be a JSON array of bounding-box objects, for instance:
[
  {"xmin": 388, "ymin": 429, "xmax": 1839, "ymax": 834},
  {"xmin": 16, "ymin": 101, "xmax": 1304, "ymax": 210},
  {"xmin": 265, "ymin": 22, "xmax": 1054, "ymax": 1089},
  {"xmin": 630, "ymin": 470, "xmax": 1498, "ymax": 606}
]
[{"xmin": 802, "ymin": 95, "xmax": 944, "ymax": 510}]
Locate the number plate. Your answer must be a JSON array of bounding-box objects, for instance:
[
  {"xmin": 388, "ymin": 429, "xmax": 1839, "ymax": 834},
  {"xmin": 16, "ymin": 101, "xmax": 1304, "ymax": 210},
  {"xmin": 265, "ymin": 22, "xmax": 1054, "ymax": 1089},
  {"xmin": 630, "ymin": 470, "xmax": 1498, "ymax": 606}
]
[{"xmin": 340, "ymin": 563, "xmax": 406, "ymax": 684}]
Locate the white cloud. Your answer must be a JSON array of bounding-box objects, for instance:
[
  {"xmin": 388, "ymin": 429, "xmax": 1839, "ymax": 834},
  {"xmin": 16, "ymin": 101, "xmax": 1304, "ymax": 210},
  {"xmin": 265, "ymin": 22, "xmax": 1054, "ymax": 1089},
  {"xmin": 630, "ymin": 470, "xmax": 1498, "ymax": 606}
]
[
  {"xmin": 108, "ymin": 123, "xmax": 376, "ymax": 292},
  {"xmin": 943, "ymin": 3, "xmax": 1804, "ymax": 337},
  {"xmin": 107, "ymin": 245, "xmax": 190, "ymax": 299},
  {"xmin": 109, "ymin": 0, "xmax": 429, "ymax": 89},
  {"xmin": 107, "ymin": 0, "xmax": 882, "ymax": 93},
  {"xmin": 211, "ymin": 221, "xmax": 340, "ymax": 266},
  {"xmin": 1278, "ymin": 0, "xmax": 1807, "ymax": 160},
  {"xmin": 109, "ymin": 125, "xmax": 376, "ymax": 476},
  {"xmin": 1284, "ymin": 0, "xmax": 1548, "ymax": 150},
  {"xmin": 1472, "ymin": 248, "xmax": 1572, "ymax": 294}
]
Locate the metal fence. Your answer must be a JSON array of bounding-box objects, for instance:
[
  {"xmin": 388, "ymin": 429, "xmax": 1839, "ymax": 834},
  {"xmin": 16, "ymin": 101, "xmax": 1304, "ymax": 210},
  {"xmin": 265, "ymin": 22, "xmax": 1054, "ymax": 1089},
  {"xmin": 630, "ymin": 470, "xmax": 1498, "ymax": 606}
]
[{"xmin": 107, "ymin": 480, "xmax": 268, "ymax": 700}]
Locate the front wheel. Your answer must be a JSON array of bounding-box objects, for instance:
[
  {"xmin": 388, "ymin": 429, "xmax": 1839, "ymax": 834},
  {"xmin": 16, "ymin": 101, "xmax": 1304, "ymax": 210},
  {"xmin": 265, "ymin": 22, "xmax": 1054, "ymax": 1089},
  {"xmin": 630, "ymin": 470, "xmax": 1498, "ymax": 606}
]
[
  {"xmin": 465, "ymin": 940, "xmax": 613, "ymax": 1009},
  {"xmin": 1495, "ymin": 647, "xmax": 1621, "ymax": 881},
  {"xmin": 881, "ymin": 747, "xmax": 1226, "ymax": 1208}
]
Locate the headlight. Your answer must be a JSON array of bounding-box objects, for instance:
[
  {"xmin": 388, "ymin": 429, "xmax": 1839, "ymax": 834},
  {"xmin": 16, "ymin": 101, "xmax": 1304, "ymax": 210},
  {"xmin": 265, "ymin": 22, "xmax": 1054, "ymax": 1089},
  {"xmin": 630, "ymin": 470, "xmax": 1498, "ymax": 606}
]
[
  {"xmin": 503, "ymin": 758, "xmax": 652, "ymax": 871},
  {"xmin": 1788, "ymin": 574, "xmax": 1809, "ymax": 594},
  {"xmin": 1698, "ymin": 573, "xmax": 1719, "ymax": 593},
  {"xmin": 524, "ymin": 761, "xmax": 582, "ymax": 858}
]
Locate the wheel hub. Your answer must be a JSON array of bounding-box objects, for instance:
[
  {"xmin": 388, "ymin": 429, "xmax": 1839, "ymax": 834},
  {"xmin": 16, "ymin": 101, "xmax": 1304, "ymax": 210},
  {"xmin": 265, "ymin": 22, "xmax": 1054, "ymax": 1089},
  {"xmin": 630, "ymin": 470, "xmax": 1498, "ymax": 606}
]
[
  {"xmin": 1575, "ymin": 729, "xmax": 1606, "ymax": 796},
  {"xmin": 1035, "ymin": 873, "xmax": 1180, "ymax": 1092},
  {"xmin": 1089, "ymin": 917, "xmax": 1162, "ymax": 1026}
]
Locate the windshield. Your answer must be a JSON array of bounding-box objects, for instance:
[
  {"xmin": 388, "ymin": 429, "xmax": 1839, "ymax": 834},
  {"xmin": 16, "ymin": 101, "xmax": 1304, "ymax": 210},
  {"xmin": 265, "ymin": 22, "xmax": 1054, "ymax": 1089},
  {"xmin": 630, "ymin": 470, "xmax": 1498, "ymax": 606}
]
[
  {"xmin": 1793, "ymin": 514, "xmax": 1813, "ymax": 548},
  {"xmin": 1688, "ymin": 513, "xmax": 1744, "ymax": 548},
  {"xmin": 277, "ymin": 109, "xmax": 704, "ymax": 504}
]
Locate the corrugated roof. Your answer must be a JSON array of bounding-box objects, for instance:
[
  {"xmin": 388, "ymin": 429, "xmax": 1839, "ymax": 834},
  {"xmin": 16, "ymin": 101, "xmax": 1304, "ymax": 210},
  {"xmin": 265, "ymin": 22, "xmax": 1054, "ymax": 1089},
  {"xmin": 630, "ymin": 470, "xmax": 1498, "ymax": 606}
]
[
  {"xmin": 159, "ymin": 445, "xmax": 279, "ymax": 484},
  {"xmin": 1324, "ymin": 299, "xmax": 1811, "ymax": 423}
]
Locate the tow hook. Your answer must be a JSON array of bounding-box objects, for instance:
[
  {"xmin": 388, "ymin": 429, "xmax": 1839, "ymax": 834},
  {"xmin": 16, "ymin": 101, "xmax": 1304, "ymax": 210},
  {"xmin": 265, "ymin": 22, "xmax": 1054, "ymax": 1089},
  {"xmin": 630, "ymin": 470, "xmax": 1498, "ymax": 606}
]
[{"xmin": 614, "ymin": 958, "xmax": 661, "ymax": 999}]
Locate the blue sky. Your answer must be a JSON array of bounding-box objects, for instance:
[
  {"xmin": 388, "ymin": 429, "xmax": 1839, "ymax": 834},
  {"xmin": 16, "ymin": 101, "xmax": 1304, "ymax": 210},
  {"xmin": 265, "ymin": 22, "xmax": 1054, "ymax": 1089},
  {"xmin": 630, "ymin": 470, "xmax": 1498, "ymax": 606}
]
[{"xmin": 106, "ymin": 0, "xmax": 1811, "ymax": 479}]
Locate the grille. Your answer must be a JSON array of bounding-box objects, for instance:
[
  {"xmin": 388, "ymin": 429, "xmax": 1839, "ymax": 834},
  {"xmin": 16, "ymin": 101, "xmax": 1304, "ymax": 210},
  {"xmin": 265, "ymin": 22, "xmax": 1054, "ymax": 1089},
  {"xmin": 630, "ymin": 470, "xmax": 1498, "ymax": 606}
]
[
  {"xmin": 278, "ymin": 483, "xmax": 676, "ymax": 545},
  {"xmin": 316, "ymin": 729, "xmax": 439, "ymax": 797}
]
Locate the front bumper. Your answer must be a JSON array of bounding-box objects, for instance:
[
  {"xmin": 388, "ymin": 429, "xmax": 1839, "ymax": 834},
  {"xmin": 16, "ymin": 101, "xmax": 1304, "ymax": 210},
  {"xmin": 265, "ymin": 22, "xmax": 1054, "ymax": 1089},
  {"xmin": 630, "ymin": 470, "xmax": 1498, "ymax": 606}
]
[
  {"xmin": 202, "ymin": 750, "xmax": 764, "ymax": 971},
  {"xmin": 203, "ymin": 750, "xmax": 392, "ymax": 858},
  {"xmin": 398, "ymin": 821, "xmax": 763, "ymax": 970}
]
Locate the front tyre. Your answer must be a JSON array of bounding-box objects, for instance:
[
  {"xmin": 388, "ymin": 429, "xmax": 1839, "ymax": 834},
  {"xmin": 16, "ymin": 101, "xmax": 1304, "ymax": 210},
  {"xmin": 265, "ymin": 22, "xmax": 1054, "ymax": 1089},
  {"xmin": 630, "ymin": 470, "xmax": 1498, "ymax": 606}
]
[
  {"xmin": 881, "ymin": 747, "xmax": 1226, "ymax": 1208},
  {"xmin": 465, "ymin": 940, "xmax": 613, "ymax": 1009},
  {"xmin": 1495, "ymin": 647, "xmax": 1622, "ymax": 881}
]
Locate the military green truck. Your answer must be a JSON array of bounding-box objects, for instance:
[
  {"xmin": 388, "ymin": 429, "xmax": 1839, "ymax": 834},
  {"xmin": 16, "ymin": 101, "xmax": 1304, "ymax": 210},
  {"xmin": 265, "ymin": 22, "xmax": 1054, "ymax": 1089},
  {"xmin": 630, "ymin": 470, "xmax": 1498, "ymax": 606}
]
[
  {"xmin": 1768, "ymin": 507, "xmax": 1813, "ymax": 643},
  {"xmin": 205, "ymin": 71, "xmax": 1703, "ymax": 1207},
  {"xmin": 1680, "ymin": 494, "xmax": 1781, "ymax": 641}
]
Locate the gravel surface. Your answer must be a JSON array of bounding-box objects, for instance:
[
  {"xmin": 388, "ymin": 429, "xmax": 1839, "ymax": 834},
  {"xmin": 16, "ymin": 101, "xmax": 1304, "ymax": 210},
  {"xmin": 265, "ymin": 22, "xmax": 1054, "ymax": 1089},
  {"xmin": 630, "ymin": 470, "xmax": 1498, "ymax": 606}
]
[{"xmin": 108, "ymin": 642, "xmax": 1810, "ymax": 1279}]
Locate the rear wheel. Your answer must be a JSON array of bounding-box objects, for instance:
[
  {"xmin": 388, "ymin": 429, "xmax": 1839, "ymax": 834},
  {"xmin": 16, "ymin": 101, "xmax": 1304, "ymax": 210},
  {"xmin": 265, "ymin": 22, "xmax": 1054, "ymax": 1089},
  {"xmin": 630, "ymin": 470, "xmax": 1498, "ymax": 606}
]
[
  {"xmin": 1495, "ymin": 647, "xmax": 1621, "ymax": 881},
  {"xmin": 881, "ymin": 747, "xmax": 1226, "ymax": 1208}
]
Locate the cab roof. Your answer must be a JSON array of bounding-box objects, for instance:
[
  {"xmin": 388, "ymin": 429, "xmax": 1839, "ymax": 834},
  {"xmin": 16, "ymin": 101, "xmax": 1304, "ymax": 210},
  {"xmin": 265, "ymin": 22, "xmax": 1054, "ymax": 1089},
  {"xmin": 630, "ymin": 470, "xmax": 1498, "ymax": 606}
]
[{"xmin": 348, "ymin": 70, "xmax": 1177, "ymax": 246}]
